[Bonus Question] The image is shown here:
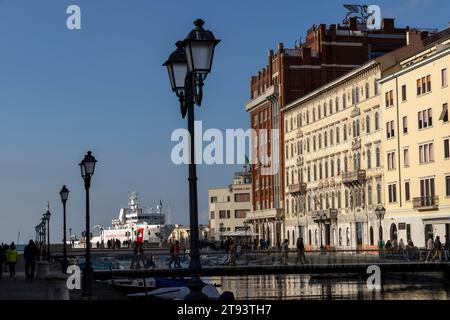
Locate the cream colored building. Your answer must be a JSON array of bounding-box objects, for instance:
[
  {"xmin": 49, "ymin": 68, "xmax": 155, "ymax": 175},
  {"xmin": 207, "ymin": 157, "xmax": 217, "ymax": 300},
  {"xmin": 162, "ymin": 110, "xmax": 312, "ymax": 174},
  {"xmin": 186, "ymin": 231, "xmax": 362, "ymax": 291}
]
[
  {"xmin": 208, "ymin": 170, "xmax": 252, "ymax": 240},
  {"xmin": 281, "ymin": 30, "xmax": 433, "ymax": 249},
  {"xmin": 379, "ymin": 35, "xmax": 450, "ymax": 247}
]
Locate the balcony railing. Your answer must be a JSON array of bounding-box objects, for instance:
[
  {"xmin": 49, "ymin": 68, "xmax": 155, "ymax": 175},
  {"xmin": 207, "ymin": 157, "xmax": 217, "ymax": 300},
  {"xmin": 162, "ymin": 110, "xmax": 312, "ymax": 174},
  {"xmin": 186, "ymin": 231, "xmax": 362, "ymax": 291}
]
[
  {"xmin": 413, "ymin": 195, "xmax": 439, "ymax": 210},
  {"xmin": 342, "ymin": 170, "xmax": 366, "ymax": 185},
  {"xmin": 288, "ymin": 183, "xmax": 307, "ymax": 195}
]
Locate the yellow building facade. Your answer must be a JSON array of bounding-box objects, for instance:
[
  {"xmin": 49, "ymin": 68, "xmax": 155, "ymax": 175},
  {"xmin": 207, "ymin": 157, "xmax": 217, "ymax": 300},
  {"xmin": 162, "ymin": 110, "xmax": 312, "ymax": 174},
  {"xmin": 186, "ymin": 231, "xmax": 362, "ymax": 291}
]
[{"xmin": 379, "ymin": 38, "xmax": 450, "ymax": 247}]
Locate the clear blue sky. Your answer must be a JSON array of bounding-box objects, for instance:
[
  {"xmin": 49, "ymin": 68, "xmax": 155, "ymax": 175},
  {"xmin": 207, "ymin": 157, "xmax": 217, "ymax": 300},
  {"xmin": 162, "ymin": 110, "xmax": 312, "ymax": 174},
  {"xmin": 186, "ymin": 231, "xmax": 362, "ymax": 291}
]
[{"xmin": 0, "ymin": 0, "xmax": 448, "ymax": 244}]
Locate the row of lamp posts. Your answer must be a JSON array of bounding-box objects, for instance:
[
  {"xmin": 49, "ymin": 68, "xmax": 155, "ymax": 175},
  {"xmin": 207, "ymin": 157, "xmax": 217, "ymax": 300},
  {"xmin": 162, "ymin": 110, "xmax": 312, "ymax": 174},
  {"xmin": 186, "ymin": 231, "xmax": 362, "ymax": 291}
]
[{"xmin": 32, "ymin": 151, "xmax": 97, "ymax": 298}]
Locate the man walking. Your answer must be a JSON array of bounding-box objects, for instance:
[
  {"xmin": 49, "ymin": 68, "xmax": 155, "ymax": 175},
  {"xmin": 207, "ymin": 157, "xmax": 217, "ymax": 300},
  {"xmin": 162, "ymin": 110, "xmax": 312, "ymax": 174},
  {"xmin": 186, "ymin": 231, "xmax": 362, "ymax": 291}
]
[
  {"xmin": 24, "ymin": 240, "xmax": 39, "ymax": 282},
  {"xmin": 295, "ymin": 237, "xmax": 308, "ymax": 264},
  {"xmin": 425, "ymin": 237, "xmax": 434, "ymax": 262},
  {"xmin": 444, "ymin": 235, "xmax": 450, "ymax": 262},
  {"xmin": 432, "ymin": 236, "xmax": 442, "ymax": 262},
  {"xmin": 281, "ymin": 239, "xmax": 289, "ymax": 265}
]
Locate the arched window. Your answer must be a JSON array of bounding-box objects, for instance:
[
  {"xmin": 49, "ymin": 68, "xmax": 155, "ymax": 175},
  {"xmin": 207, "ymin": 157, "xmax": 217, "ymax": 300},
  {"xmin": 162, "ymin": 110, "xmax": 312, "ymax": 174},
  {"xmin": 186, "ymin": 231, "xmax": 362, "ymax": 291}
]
[
  {"xmin": 306, "ymin": 110, "xmax": 310, "ymax": 124},
  {"xmin": 318, "ymin": 133, "xmax": 322, "ymax": 149},
  {"xmin": 366, "ymin": 82, "xmax": 370, "ymax": 99},
  {"xmin": 374, "ymin": 79, "xmax": 379, "ymax": 95},
  {"xmin": 355, "ymin": 87, "xmax": 360, "ymax": 103},
  {"xmin": 339, "ymin": 228, "xmax": 342, "ymax": 246},
  {"xmin": 313, "ymin": 136, "xmax": 316, "ymax": 151},
  {"xmin": 336, "ymin": 127, "xmax": 340, "ymax": 143},
  {"xmin": 367, "ymin": 148, "xmax": 372, "ymax": 169},
  {"xmin": 346, "ymin": 228, "xmax": 350, "ymax": 246},
  {"xmin": 337, "ymin": 158, "xmax": 341, "ymax": 175},
  {"xmin": 345, "ymin": 190, "xmax": 349, "ymax": 208},
  {"xmin": 331, "ymin": 191, "xmax": 335, "ymax": 208},
  {"xmin": 307, "ymin": 137, "xmax": 310, "ymax": 152},
  {"xmin": 309, "ymin": 229, "xmax": 312, "ymax": 245},
  {"xmin": 313, "ymin": 107, "xmax": 316, "ymax": 122},
  {"xmin": 319, "ymin": 162, "xmax": 323, "ymax": 180},
  {"xmin": 323, "ymin": 103, "xmax": 327, "ymax": 117},
  {"xmin": 326, "ymin": 193, "xmax": 329, "ymax": 209},
  {"xmin": 335, "ymin": 97, "xmax": 339, "ymax": 112},
  {"xmin": 390, "ymin": 224, "xmax": 398, "ymax": 241},
  {"xmin": 325, "ymin": 161, "xmax": 328, "ymax": 178},
  {"xmin": 344, "ymin": 124, "xmax": 348, "ymax": 141},
  {"xmin": 313, "ymin": 164, "xmax": 317, "ymax": 181},
  {"xmin": 324, "ymin": 131, "xmax": 328, "ymax": 147},
  {"xmin": 366, "ymin": 114, "xmax": 371, "ymax": 133},
  {"xmin": 315, "ymin": 229, "xmax": 318, "ymax": 246},
  {"xmin": 331, "ymin": 160, "xmax": 335, "ymax": 177},
  {"xmin": 369, "ymin": 227, "xmax": 374, "ymax": 245},
  {"xmin": 318, "ymin": 105, "xmax": 322, "ymax": 119},
  {"xmin": 375, "ymin": 112, "xmax": 380, "ymax": 130},
  {"xmin": 330, "ymin": 129, "xmax": 334, "ymax": 145},
  {"xmin": 377, "ymin": 183, "xmax": 382, "ymax": 204},
  {"xmin": 376, "ymin": 147, "xmax": 381, "ymax": 167},
  {"xmin": 344, "ymin": 156, "xmax": 348, "ymax": 173},
  {"xmin": 368, "ymin": 184, "xmax": 372, "ymax": 206},
  {"xmin": 337, "ymin": 190, "xmax": 342, "ymax": 208},
  {"xmin": 292, "ymin": 230, "xmax": 295, "ymax": 246},
  {"xmin": 356, "ymin": 119, "xmax": 360, "ymax": 136},
  {"xmin": 343, "ymin": 94, "xmax": 347, "ymax": 109},
  {"xmin": 287, "ymin": 229, "xmax": 290, "ymax": 243},
  {"xmin": 329, "ymin": 99, "xmax": 333, "ymax": 115}
]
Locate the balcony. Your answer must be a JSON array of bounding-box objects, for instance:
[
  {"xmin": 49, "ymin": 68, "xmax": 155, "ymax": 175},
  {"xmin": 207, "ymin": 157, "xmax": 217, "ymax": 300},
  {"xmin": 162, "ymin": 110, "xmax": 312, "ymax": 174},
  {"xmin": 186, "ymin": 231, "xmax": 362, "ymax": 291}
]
[
  {"xmin": 413, "ymin": 195, "xmax": 439, "ymax": 211},
  {"xmin": 342, "ymin": 170, "xmax": 366, "ymax": 186},
  {"xmin": 311, "ymin": 209, "xmax": 338, "ymax": 223},
  {"xmin": 288, "ymin": 183, "xmax": 307, "ymax": 195}
]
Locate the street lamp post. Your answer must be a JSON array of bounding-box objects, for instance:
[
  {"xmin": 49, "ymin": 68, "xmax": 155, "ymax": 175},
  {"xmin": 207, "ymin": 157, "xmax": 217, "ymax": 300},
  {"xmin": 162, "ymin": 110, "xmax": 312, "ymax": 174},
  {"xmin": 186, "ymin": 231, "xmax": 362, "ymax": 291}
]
[
  {"xmin": 375, "ymin": 205, "xmax": 386, "ymax": 243},
  {"xmin": 163, "ymin": 19, "xmax": 220, "ymax": 300},
  {"xmin": 44, "ymin": 205, "xmax": 51, "ymax": 261},
  {"xmin": 79, "ymin": 151, "xmax": 97, "ymax": 298},
  {"xmin": 40, "ymin": 219, "xmax": 46, "ymax": 260},
  {"xmin": 59, "ymin": 185, "xmax": 70, "ymax": 273}
]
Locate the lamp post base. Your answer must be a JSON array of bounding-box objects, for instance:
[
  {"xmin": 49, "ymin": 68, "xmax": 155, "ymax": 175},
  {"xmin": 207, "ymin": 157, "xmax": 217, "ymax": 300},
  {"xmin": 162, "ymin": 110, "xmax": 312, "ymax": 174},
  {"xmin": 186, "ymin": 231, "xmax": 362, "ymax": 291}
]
[
  {"xmin": 184, "ymin": 275, "xmax": 208, "ymax": 300},
  {"xmin": 82, "ymin": 267, "xmax": 94, "ymax": 298}
]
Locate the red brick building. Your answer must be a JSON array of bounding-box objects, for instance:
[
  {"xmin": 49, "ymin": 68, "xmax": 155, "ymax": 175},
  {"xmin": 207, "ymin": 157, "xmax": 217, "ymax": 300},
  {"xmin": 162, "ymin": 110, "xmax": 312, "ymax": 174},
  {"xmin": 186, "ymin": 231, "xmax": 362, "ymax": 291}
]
[{"xmin": 245, "ymin": 18, "xmax": 425, "ymax": 247}]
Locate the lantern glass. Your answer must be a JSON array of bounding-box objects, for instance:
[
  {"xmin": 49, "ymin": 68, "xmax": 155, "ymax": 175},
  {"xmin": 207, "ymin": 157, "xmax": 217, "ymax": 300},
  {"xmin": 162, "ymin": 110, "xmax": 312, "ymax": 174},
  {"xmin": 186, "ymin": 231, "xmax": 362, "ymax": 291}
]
[{"xmin": 60, "ymin": 185, "xmax": 69, "ymax": 202}]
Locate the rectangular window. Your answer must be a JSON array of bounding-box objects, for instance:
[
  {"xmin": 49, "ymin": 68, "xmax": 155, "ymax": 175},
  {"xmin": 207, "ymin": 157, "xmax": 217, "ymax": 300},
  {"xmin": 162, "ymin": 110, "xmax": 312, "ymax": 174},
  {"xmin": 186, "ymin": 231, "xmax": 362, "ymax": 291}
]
[
  {"xmin": 417, "ymin": 76, "xmax": 431, "ymax": 95},
  {"xmin": 210, "ymin": 211, "xmax": 215, "ymax": 219},
  {"xmin": 418, "ymin": 108, "xmax": 433, "ymax": 129},
  {"xmin": 219, "ymin": 210, "xmax": 226, "ymax": 219},
  {"xmin": 387, "ymin": 152, "xmax": 396, "ymax": 170},
  {"xmin": 401, "ymin": 85, "xmax": 407, "ymax": 101},
  {"xmin": 419, "ymin": 142, "xmax": 434, "ymax": 164},
  {"xmin": 388, "ymin": 184, "xmax": 397, "ymax": 203},
  {"xmin": 210, "ymin": 197, "xmax": 217, "ymax": 203},
  {"xmin": 442, "ymin": 68, "xmax": 448, "ymax": 87},
  {"xmin": 234, "ymin": 209, "xmax": 249, "ymax": 219},
  {"xmin": 440, "ymin": 103, "xmax": 448, "ymax": 123},
  {"xmin": 404, "ymin": 148, "xmax": 409, "ymax": 167},
  {"xmin": 405, "ymin": 182, "xmax": 410, "ymax": 201},
  {"xmin": 420, "ymin": 178, "xmax": 435, "ymax": 198},
  {"xmin": 226, "ymin": 210, "xmax": 230, "ymax": 219},
  {"xmin": 446, "ymin": 176, "xmax": 450, "ymax": 197},
  {"xmin": 386, "ymin": 120, "xmax": 395, "ymax": 138},
  {"xmin": 235, "ymin": 193, "xmax": 250, "ymax": 202},
  {"xmin": 403, "ymin": 116, "xmax": 408, "ymax": 134},
  {"xmin": 444, "ymin": 138, "xmax": 450, "ymax": 159},
  {"xmin": 385, "ymin": 90, "xmax": 394, "ymax": 107}
]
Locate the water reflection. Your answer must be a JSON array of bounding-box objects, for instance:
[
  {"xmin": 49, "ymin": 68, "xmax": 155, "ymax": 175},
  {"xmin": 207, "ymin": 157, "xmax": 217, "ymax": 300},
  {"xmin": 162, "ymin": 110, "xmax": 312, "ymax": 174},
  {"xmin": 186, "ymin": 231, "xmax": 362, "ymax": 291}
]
[{"xmin": 209, "ymin": 274, "xmax": 450, "ymax": 300}]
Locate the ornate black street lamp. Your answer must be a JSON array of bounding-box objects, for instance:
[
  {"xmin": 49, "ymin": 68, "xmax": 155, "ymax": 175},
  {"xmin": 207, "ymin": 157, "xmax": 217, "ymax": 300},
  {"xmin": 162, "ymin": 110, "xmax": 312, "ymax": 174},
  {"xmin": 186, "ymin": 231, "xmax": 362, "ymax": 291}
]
[
  {"xmin": 163, "ymin": 19, "xmax": 219, "ymax": 300},
  {"xmin": 44, "ymin": 205, "xmax": 51, "ymax": 261},
  {"xmin": 79, "ymin": 151, "xmax": 97, "ymax": 298},
  {"xmin": 59, "ymin": 185, "xmax": 70, "ymax": 273},
  {"xmin": 375, "ymin": 205, "xmax": 386, "ymax": 242}
]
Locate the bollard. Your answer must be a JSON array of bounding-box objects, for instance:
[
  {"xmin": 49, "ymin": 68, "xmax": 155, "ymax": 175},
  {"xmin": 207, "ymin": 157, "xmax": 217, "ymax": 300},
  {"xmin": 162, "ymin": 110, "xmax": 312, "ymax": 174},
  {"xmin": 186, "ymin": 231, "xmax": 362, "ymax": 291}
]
[
  {"xmin": 36, "ymin": 261, "xmax": 51, "ymax": 280},
  {"xmin": 45, "ymin": 273, "xmax": 70, "ymax": 300}
]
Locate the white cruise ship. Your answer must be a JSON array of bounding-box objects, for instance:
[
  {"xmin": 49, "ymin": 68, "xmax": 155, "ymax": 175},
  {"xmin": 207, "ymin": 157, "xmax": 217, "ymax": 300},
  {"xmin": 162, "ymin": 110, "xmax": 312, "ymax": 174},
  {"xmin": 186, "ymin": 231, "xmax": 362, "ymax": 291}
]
[{"xmin": 92, "ymin": 192, "xmax": 175, "ymax": 245}]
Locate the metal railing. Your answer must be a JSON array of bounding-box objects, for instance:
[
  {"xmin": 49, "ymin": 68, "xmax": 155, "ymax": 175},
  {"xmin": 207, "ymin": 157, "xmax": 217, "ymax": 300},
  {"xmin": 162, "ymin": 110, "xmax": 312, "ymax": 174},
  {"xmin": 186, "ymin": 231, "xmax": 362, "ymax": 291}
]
[{"xmin": 412, "ymin": 195, "xmax": 439, "ymax": 209}]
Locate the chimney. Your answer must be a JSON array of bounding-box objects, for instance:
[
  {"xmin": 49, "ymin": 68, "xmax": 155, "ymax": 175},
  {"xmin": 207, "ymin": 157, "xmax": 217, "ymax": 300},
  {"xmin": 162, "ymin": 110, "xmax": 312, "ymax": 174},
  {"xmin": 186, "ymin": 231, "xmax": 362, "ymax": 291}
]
[
  {"xmin": 406, "ymin": 30, "xmax": 422, "ymax": 46},
  {"xmin": 381, "ymin": 18, "xmax": 395, "ymax": 33}
]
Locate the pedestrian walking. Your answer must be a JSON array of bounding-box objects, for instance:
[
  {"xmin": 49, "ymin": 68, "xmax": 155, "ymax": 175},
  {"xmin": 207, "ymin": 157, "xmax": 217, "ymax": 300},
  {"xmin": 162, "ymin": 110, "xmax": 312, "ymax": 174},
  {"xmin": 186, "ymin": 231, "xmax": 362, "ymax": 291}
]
[
  {"xmin": 229, "ymin": 239, "xmax": 237, "ymax": 266},
  {"xmin": 432, "ymin": 236, "xmax": 442, "ymax": 262},
  {"xmin": 0, "ymin": 244, "xmax": 5, "ymax": 280},
  {"xmin": 281, "ymin": 239, "xmax": 289, "ymax": 265},
  {"xmin": 425, "ymin": 237, "xmax": 434, "ymax": 262},
  {"xmin": 444, "ymin": 235, "xmax": 450, "ymax": 262},
  {"xmin": 6, "ymin": 242, "xmax": 17, "ymax": 281},
  {"xmin": 168, "ymin": 241, "xmax": 176, "ymax": 268},
  {"xmin": 295, "ymin": 237, "xmax": 308, "ymax": 264},
  {"xmin": 24, "ymin": 240, "xmax": 39, "ymax": 282}
]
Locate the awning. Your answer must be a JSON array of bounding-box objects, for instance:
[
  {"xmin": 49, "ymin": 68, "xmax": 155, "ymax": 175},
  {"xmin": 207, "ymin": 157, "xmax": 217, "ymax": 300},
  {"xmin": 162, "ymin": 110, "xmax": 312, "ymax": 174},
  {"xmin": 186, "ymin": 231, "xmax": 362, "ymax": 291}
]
[
  {"xmin": 422, "ymin": 216, "xmax": 450, "ymax": 225},
  {"xmin": 221, "ymin": 230, "xmax": 257, "ymax": 237}
]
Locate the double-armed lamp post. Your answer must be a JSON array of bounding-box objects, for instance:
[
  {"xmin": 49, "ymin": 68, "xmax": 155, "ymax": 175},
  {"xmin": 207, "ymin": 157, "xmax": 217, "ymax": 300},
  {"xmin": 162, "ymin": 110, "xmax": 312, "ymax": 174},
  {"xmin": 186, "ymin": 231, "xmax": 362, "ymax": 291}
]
[
  {"xmin": 163, "ymin": 18, "xmax": 220, "ymax": 299},
  {"xmin": 59, "ymin": 185, "xmax": 70, "ymax": 273},
  {"xmin": 79, "ymin": 151, "xmax": 97, "ymax": 298}
]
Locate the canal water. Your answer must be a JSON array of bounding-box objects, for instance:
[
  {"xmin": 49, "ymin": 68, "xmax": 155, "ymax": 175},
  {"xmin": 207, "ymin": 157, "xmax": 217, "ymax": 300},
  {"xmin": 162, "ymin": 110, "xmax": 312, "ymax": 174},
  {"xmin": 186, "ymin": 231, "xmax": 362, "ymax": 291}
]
[{"xmin": 209, "ymin": 274, "xmax": 450, "ymax": 300}]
